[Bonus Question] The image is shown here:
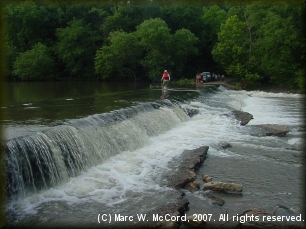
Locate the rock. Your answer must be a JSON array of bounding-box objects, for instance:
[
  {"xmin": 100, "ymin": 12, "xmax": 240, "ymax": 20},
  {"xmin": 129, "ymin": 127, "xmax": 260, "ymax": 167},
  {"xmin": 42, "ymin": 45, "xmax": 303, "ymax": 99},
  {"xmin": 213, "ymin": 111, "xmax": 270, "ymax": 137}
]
[
  {"xmin": 203, "ymin": 190, "xmax": 225, "ymax": 206},
  {"xmin": 184, "ymin": 108, "xmax": 200, "ymax": 117},
  {"xmin": 137, "ymin": 197, "xmax": 190, "ymax": 229},
  {"xmin": 221, "ymin": 142, "xmax": 232, "ymax": 149},
  {"xmin": 231, "ymin": 110, "xmax": 253, "ymax": 126},
  {"xmin": 172, "ymin": 171, "xmax": 197, "ymax": 189},
  {"xmin": 253, "ymin": 124, "xmax": 290, "ymax": 137},
  {"xmin": 203, "ymin": 181, "xmax": 243, "ymax": 192},
  {"xmin": 203, "ymin": 190, "xmax": 214, "ymax": 195},
  {"xmin": 201, "ymin": 174, "xmax": 212, "ymax": 183},
  {"xmin": 184, "ymin": 181, "xmax": 200, "ymax": 192},
  {"xmin": 164, "ymin": 146, "xmax": 209, "ymax": 190}
]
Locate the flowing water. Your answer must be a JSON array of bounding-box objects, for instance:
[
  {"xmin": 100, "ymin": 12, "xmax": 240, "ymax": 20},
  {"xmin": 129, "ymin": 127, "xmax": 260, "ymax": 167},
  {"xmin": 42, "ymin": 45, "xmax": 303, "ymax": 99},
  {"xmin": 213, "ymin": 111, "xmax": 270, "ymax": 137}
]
[{"xmin": 1, "ymin": 81, "xmax": 305, "ymax": 228}]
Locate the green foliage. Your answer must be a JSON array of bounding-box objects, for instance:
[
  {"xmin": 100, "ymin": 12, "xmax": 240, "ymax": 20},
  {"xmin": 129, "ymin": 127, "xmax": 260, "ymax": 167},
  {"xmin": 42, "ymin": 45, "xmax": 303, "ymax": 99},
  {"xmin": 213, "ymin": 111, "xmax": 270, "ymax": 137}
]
[
  {"xmin": 5, "ymin": 42, "xmax": 20, "ymax": 79},
  {"xmin": 12, "ymin": 43, "xmax": 55, "ymax": 80},
  {"xmin": 4, "ymin": 1, "xmax": 59, "ymax": 51},
  {"xmin": 2, "ymin": 0, "xmax": 304, "ymax": 91},
  {"xmin": 135, "ymin": 18, "xmax": 199, "ymax": 81},
  {"xmin": 101, "ymin": 12, "xmax": 130, "ymax": 35},
  {"xmin": 211, "ymin": 2, "xmax": 304, "ymax": 89},
  {"xmin": 202, "ymin": 5, "xmax": 227, "ymax": 49},
  {"xmin": 174, "ymin": 77, "xmax": 194, "ymax": 85},
  {"xmin": 256, "ymin": 11, "xmax": 300, "ymax": 88},
  {"xmin": 136, "ymin": 18, "xmax": 173, "ymax": 81},
  {"xmin": 54, "ymin": 18, "xmax": 100, "ymax": 79},
  {"xmin": 160, "ymin": 5, "xmax": 204, "ymax": 37},
  {"xmin": 95, "ymin": 31, "xmax": 142, "ymax": 81},
  {"xmin": 160, "ymin": 5, "xmax": 207, "ymax": 75},
  {"xmin": 171, "ymin": 28, "xmax": 199, "ymax": 77},
  {"xmin": 212, "ymin": 15, "xmax": 249, "ymax": 78}
]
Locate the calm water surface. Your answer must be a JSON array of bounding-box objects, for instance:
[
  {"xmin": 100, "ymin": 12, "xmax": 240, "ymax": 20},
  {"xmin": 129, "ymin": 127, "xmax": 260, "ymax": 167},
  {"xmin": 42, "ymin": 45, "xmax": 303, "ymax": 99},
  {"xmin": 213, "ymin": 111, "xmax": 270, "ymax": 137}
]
[{"xmin": 2, "ymin": 81, "xmax": 197, "ymax": 140}]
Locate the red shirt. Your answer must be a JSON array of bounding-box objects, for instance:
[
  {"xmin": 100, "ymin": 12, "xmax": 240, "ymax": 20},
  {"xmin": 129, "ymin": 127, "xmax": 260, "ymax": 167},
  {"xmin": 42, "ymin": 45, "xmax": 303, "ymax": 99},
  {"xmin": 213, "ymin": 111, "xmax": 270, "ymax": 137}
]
[{"xmin": 162, "ymin": 72, "xmax": 169, "ymax": 80}]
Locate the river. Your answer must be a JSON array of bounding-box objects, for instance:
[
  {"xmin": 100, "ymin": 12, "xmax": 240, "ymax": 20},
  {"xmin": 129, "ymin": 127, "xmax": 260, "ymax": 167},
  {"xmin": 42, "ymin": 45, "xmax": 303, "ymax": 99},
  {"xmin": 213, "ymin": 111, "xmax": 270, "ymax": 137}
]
[{"xmin": 1, "ymin": 81, "xmax": 305, "ymax": 228}]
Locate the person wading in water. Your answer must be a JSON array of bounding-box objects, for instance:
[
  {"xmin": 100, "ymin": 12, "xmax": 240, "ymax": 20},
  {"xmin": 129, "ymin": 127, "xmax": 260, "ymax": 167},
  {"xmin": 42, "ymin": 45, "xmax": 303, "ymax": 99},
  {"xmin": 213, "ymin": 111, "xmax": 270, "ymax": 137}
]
[{"xmin": 161, "ymin": 70, "xmax": 170, "ymax": 89}]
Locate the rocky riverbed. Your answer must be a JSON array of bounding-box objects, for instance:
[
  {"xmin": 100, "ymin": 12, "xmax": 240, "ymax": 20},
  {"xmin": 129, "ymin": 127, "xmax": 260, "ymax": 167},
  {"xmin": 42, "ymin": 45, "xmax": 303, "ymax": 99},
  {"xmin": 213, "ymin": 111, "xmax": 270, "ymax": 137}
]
[{"xmin": 128, "ymin": 108, "xmax": 303, "ymax": 229}]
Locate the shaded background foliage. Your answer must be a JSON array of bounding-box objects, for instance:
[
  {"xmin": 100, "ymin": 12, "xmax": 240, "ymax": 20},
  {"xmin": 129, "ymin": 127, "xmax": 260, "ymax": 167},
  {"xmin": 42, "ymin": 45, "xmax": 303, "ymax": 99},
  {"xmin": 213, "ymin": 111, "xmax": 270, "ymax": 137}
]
[{"xmin": 1, "ymin": 0, "xmax": 305, "ymax": 90}]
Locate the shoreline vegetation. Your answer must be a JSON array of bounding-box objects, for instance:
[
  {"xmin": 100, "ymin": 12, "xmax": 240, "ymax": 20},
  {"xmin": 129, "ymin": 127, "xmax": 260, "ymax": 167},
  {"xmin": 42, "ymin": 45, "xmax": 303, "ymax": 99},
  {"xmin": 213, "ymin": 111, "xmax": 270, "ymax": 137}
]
[{"xmin": 2, "ymin": 1, "xmax": 305, "ymax": 92}]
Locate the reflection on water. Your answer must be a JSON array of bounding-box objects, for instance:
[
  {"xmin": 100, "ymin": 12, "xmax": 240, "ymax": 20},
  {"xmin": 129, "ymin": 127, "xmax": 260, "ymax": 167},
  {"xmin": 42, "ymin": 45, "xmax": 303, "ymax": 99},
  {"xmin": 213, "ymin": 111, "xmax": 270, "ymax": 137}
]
[
  {"xmin": 161, "ymin": 87, "xmax": 169, "ymax": 100},
  {"xmin": 4, "ymin": 82, "xmax": 149, "ymax": 124},
  {"xmin": 2, "ymin": 82, "xmax": 201, "ymax": 140}
]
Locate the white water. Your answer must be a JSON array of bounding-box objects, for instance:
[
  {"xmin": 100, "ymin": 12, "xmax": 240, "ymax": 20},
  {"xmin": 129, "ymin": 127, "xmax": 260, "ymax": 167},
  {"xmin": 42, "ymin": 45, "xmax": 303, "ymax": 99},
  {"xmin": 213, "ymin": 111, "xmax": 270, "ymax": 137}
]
[{"xmin": 6, "ymin": 86, "xmax": 305, "ymax": 228}]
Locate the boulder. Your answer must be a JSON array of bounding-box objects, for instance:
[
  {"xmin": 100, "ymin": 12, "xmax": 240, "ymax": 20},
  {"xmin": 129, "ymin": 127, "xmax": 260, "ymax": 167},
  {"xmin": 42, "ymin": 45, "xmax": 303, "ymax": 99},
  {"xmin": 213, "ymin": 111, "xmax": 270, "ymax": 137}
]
[
  {"xmin": 201, "ymin": 174, "xmax": 212, "ymax": 183},
  {"xmin": 164, "ymin": 146, "xmax": 209, "ymax": 190},
  {"xmin": 203, "ymin": 181, "xmax": 243, "ymax": 193},
  {"xmin": 184, "ymin": 181, "xmax": 200, "ymax": 192},
  {"xmin": 172, "ymin": 171, "xmax": 197, "ymax": 189},
  {"xmin": 253, "ymin": 124, "xmax": 289, "ymax": 137},
  {"xmin": 231, "ymin": 110, "xmax": 253, "ymax": 126}
]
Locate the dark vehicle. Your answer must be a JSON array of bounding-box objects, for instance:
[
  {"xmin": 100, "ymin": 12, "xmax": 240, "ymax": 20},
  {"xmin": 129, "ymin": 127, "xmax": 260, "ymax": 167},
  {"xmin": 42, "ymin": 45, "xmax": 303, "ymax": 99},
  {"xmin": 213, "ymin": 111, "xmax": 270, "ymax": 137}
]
[{"xmin": 201, "ymin": 72, "xmax": 212, "ymax": 82}]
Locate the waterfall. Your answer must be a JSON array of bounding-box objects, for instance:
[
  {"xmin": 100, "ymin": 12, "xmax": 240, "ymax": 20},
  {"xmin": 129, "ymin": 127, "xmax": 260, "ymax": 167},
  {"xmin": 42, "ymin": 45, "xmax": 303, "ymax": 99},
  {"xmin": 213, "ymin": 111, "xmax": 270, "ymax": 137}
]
[{"xmin": 5, "ymin": 102, "xmax": 189, "ymax": 199}]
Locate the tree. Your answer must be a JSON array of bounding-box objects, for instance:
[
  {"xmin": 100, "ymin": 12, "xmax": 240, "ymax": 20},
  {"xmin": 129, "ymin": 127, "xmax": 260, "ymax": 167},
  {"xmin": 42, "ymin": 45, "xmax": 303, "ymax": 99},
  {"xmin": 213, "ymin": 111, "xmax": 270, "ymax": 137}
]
[
  {"xmin": 201, "ymin": 5, "xmax": 228, "ymax": 73},
  {"xmin": 4, "ymin": 40, "xmax": 20, "ymax": 80},
  {"xmin": 54, "ymin": 18, "xmax": 100, "ymax": 79},
  {"xmin": 160, "ymin": 5, "xmax": 206, "ymax": 75},
  {"xmin": 101, "ymin": 2, "xmax": 142, "ymax": 35},
  {"xmin": 202, "ymin": 5, "xmax": 227, "ymax": 50},
  {"xmin": 4, "ymin": 1, "xmax": 59, "ymax": 52},
  {"xmin": 101, "ymin": 12, "xmax": 130, "ymax": 36},
  {"xmin": 12, "ymin": 43, "xmax": 55, "ymax": 80},
  {"xmin": 171, "ymin": 29, "xmax": 199, "ymax": 77},
  {"xmin": 256, "ymin": 11, "xmax": 301, "ymax": 88},
  {"xmin": 95, "ymin": 31, "xmax": 142, "ymax": 81},
  {"xmin": 212, "ymin": 15, "xmax": 261, "ymax": 88},
  {"xmin": 136, "ymin": 18, "xmax": 173, "ymax": 81}
]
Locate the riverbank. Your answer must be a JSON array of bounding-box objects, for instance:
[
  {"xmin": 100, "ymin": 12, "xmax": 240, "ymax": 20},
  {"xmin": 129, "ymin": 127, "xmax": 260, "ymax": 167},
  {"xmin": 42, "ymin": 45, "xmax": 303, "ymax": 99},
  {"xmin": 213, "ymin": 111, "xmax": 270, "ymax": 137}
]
[
  {"xmin": 199, "ymin": 77, "xmax": 302, "ymax": 94},
  {"xmin": 199, "ymin": 77, "xmax": 236, "ymax": 90}
]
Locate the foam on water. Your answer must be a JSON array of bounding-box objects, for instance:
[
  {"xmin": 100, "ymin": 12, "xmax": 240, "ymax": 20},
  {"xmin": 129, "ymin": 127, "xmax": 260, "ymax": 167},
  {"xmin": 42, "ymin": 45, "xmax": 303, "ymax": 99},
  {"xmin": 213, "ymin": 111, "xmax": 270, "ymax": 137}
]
[
  {"xmin": 7, "ymin": 101, "xmax": 241, "ymax": 218},
  {"xmin": 288, "ymin": 138, "xmax": 303, "ymax": 145},
  {"xmin": 245, "ymin": 90, "xmax": 304, "ymax": 98},
  {"xmin": 242, "ymin": 91, "xmax": 303, "ymax": 125}
]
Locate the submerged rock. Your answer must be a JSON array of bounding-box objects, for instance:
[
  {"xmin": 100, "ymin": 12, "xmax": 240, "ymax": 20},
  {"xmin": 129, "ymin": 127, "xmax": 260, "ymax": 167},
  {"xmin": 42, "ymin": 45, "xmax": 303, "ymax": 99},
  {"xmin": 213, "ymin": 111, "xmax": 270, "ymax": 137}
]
[
  {"xmin": 231, "ymin": 110, "xmax": 253, "ymax": 126},
  {"xmin": 202, "ymin": 190, "xmax": 225, "ymax": 206},
  {"xmin": 184, "ymin": 108, "xmax": 200, "ymax": 117},
  {"xmin": 203, "ymin": 181, "xmax": 243, "ymax": 193},
  {"xmin": 221, "ymin": 142, "xmax": 232, "ymax": 149}
]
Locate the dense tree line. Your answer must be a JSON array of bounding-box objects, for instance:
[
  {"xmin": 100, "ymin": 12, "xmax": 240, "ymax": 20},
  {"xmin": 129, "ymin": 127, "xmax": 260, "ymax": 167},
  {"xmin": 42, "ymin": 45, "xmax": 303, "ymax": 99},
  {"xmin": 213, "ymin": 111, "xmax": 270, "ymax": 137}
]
[{"xmin": 2, "ymin": 0, "xmax": 305, "ymax": 90}]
